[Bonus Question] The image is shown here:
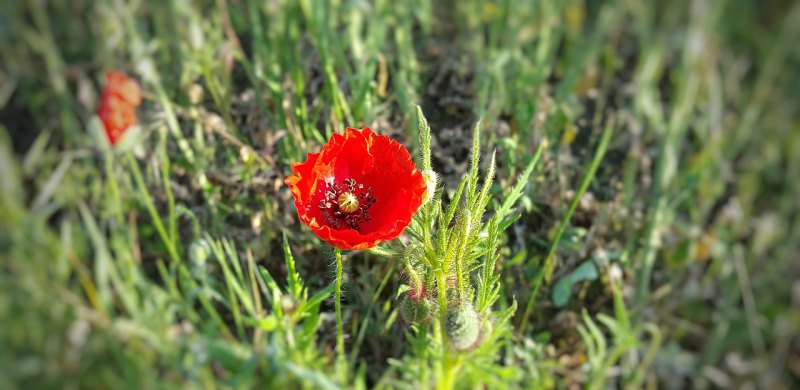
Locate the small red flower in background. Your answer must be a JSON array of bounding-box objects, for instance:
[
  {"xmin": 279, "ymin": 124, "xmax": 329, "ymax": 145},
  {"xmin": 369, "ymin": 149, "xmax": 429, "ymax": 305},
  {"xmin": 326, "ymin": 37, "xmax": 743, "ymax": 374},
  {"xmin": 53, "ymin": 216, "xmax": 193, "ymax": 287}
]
[
  {"xmin": 97, "ymin": 71, "xmax": 141, "ymax": 145},
  {"xmin": 285, "ymin": 127, "xmax": 427, "ymax": 250}
]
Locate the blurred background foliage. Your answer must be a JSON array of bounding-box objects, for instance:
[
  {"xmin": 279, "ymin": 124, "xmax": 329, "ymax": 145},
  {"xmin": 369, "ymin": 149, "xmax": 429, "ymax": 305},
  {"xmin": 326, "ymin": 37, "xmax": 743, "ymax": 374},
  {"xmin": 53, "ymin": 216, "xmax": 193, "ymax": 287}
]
[{"xmin": 0, "ymin": 0, "xmax": 798, "ymax": 388}]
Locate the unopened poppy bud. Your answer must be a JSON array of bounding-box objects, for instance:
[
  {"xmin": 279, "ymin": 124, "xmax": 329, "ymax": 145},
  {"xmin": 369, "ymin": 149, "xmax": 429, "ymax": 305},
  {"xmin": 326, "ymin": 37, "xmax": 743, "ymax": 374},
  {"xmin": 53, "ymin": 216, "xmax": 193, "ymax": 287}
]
[
  {"xmin": 399, "ymin": 286, "xmax": 433, "ymax": 324},
  {"xmin": 480, "ymin": 316, "xmax": 493, "ymax": 343},
  {"xmin": 422, "ymin": 170, "xmax": 437, "ymax": 204},
  {"xmin": 239, "ymin": 146, "xmax": 257, "ymax": 165},
  {"xmin": 281, "ymin": 295, "xmax": 298, "ymax": 314},
  {"xmin": 187, "ymin": 83, "xmax": 204, "ymax": 105},
  {"xmin": 445, "ymin": 303, "xmax": 481, "ymax": 351},
  {"xmin": 188, "ymin": 239, "xmax": 210, "ymax": 266}
]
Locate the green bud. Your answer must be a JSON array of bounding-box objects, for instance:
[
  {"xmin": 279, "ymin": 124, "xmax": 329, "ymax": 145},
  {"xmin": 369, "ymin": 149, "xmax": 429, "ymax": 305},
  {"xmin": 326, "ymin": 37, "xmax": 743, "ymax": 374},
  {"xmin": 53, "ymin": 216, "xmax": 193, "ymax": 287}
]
[
  {"xmin": 188, "ymin": 239, "xmax": 210, "ymax": 267},
  {"xmin": 421, "ymin": 170, "xmax": 438, "ymax": 205},
  {"xmin": 445, "ymin": 304, "xmax": 481, "ymax": 351},
  {"xmin": 399, "ymin": 287, "xmax": 433, "ymax": 324},
  {"xmin": 281, "ymin": 295, "xmax": 298, "ymax": 314}
]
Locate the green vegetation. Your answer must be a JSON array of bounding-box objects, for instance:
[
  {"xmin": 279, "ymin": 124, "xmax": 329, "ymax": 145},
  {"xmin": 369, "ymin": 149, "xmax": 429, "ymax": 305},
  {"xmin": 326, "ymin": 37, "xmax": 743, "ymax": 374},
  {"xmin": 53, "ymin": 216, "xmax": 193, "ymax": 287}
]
[{"xmin": 1, "ymin": 0, "xmax": 799, "ymax": 388}]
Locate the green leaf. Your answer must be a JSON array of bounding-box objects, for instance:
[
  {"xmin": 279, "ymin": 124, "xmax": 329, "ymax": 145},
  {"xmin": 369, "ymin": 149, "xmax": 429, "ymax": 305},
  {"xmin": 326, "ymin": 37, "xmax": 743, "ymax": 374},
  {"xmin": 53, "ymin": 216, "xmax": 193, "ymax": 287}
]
[
  {"xmin": 367, "ymin": 244, "xmax": 403, "ymax": 258},
  {"xmin": 494, "ymin": 144, "xmax": 543, "ymax": 224},
  {"xmin": 466, "ymin": 119, "xmax": 482, "ymax": 204},
  {"xmin": 283, "ymin": 233, "xmax": 303, "ymax": 299},
  {"xmin": 396, "ymin": 284, "xmax": 411, "ymax": 298},
  {"xmin": 416, "ymin": 105, "xmax": 432, "ymax": 171},
  {"xmin": 303, "ymin": 284, "xmax": 335, "ymax": 311},
  {"xmin": 551, "ymin": 260, "xmax": 598, "ymax": 308}
]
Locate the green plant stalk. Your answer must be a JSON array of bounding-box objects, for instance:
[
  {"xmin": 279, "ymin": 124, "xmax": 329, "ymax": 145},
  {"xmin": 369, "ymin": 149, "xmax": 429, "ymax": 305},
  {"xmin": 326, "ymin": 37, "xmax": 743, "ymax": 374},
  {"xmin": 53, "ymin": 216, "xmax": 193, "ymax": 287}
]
[
  {"xmin": 105, "ymin": 153, "xmax": 124, "ymax": 227},
  {"xmin": 440, "ymin": 355, "xmax": 460, "ymax": 390},
  {"xmin": 117, "ymin": 0, "xmax": 197, "ymax": 167},
  {"xmin": 433, "ymin": 254, "xmax": 467, "ymax": 389},
  {"xmin": 164, "ymin": 261, "xmax": 236, "ymax": 341},
  {"xmin": 519, "ymin": 121, "xmax": 614, "ymax": 335},
  {"xmin": 348, "ymin": 260, "xmax": 395, "ymax": 369},
  {"xmin": 27, "ymin": 2, "xmax": 81, "ymax": 144},
  {"xmin": 434, "ymin": 270, "xmax": 451, "ymax": 389},
  {"xmin": 417, "ymin": 105, "xmax": 432, "ymax": 171},
  {"xmin": 477, "ymin": 145, "xmax": 543, "ymax": 312},
  {"xmin": 126, "ymin": 153, "xmax": 180, "ymax": 264},
  {"xmin": 635, "ymin": 50, "xmax": 701, "ymax": 306},
  {"xmin": 158, "ymin": 135, "xmax": 178, "ymax": 253},
  {"xmin": 405, "ymin": 261, "xmax": 423, "ymax": 294},
  {"xmin": 453, "ymin": 214, "xmax": 469, "ymax": 301},
  {"xmin": 625, "ymin": 323, "xmax": 662, "ymax": 387},
  {"xmin": 334, "ymin": 247, "xmax": 347, "ymax": 381}
]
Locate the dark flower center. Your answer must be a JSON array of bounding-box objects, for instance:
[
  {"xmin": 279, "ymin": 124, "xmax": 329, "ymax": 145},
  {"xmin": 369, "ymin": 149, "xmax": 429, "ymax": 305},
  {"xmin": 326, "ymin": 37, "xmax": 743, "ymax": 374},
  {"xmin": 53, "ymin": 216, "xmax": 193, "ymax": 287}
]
[{"xmin": 319, "ymin": 178, "xmax": 376, "ymax": 231}]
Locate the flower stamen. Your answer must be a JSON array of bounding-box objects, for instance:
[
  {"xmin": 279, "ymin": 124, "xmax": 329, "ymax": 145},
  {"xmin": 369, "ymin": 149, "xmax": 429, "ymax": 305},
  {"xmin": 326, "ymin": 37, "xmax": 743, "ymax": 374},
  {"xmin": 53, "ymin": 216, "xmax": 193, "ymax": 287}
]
[{"xmin": 319, "ymin": 178, "xmax": 376, "ymax": 231}]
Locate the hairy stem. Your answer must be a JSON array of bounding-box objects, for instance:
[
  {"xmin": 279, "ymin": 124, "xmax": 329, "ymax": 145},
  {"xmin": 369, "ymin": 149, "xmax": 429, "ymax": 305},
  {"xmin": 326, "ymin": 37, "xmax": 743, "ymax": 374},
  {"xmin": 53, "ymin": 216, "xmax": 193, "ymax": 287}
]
[
  {"xmin": 435, "ymin": 271, "xmax": 447, "ymax": 389},
  {"xmin": 334, "ymin": 247, "xmax": 347, "ymax": 380}
]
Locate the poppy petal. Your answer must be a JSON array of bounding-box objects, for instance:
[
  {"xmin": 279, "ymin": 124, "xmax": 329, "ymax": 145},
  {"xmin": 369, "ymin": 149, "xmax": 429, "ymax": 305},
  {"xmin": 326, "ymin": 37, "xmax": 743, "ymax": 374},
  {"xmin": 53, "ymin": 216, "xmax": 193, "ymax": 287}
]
[{"xmin": 98, "ymin": 72, "xmax": 141, "ymax": 146}]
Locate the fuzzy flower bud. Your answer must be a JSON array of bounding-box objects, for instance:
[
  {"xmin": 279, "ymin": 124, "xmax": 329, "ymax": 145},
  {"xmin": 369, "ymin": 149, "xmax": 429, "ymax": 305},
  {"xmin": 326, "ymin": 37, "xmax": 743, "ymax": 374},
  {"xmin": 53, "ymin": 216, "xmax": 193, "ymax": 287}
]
[
  {"xmin": 399, "ymin": 286, "xmax": 434, "ymax": 324},
  {"xmin": 188, "ymin": 238, "xmax": 210, "ymax": 267},
  {"xmin": 444, "ymin": 303, "xmax": 481, "ymax": 351},
  {"xmin": 421, "ymin": 169, "xmax": 437, "ymax": 205}
]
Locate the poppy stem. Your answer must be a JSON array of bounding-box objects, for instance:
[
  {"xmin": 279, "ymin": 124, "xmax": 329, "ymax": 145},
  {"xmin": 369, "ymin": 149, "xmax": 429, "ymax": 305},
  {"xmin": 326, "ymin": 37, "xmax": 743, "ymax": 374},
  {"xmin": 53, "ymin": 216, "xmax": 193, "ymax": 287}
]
[
  {"xmin": 104, "ymin": 153, "xmax": 124, "ymax": 227},
  {"xmin": 333, "ymin": 247, "xmax": 347, "ymax": 381},
  {"xmin": 127, "ymin": 153, "xmax": 180, "ymax": 264},
  {"xmin": 434, "ymin": 270, "xmax": 460, "ymax": 390}
]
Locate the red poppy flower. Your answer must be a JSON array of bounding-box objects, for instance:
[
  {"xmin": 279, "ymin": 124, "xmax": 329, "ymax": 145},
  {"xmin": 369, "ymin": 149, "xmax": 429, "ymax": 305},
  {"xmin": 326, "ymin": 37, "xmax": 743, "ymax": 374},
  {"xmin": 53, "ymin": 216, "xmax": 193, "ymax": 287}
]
[
  {"xmin": 97, "ymin": 71, "xmax": 141, "ymax": 145},
  {"xmin": 285, "ymin": 127, "xmax": 427, "ymax": 250}
]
